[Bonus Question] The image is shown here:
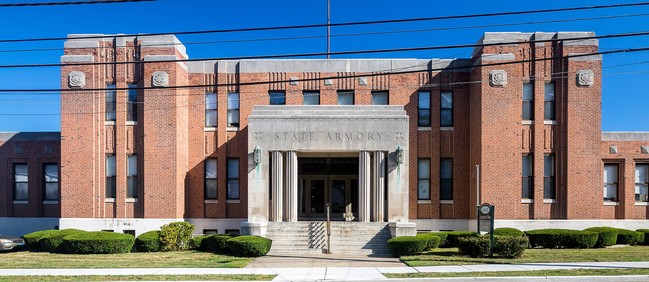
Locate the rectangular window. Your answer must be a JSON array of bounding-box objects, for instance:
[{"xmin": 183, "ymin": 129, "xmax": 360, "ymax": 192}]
[
  {"xmin": 205, "ymin": 92, "xmax": 217, "ymax": 127},
  {"xmin": 522, "ymin": 155, "xmax": 533, "ymax": 199},
  {"xmin": 440, "ymin": 159, "xmax": 453, "ymax": 200},
  {"xmin": 440, "ymin": 92, "xmax": 453, "ymax": 127},
  {"xmin": 544, "ymin": 154, "xmax": 555, "ymax": 199},
  {"xmin": 523, "ymin": 82, "xmax": 533, "ymax": 120},
  {"xmin": 43, "ymin": 163, "xmax": 59, "ymax": 201},
  {"xmin": 127, "ymin": 84, "xmax": 137, "ymax": 122},
  {"xmin": 417, "ymin": 159, "xmax": 430, "ymax": 200},
  {"xmin": 418, "ymin": 91, "xmax": 431, "ymax": 127},
  {"xmin": 371, "ymin": 91, "xmax": 388, "ymax": 105},
  {"xmin": 106, "ymin": 84, "xmax": 116, "ymax": 121},
  {"xmin": 603, "ymin": 164, "xmax": 618, "ymax": 202},
  {"xmin": 269, "ymin": 91, "xmax": 286, "ymax": 105},
  {"xmin": 227, "ymin": 93, "xmax": 240, "ymax": 127},
  {"xmin": 106, "ymin": 155, "xmax": 116, "ymax": 198},
  {"xmin": 635, "ymin": 164, "xmax": 649, "ymax": 202},
  {"xmin": 337, "ymin": 90, "xmax": 354, "ymax": 105},
  {"xmin": 303, "ymin": 91, "xmax": 320, "ymax": 105},
  {"xmin": 205, "ymin": 158, "xmax": 217, "ymax": 199},
  {"xmin": 127, "ymin": 155, "xmax": 137, "ymax": 198},
  {"xmin": 13, "ymin": 163, "xmax": 28, "ymax": 201},
  {"xmin": 203, "ymin": 229, "xmax": 218, "ymax": 235},
  {"xmin": 227, "ymin": 158, "xmax": 240, "ymax": 200},
  {"xmin": 544, "ymin": 82, "xmax": 555, "ymax": 120}
]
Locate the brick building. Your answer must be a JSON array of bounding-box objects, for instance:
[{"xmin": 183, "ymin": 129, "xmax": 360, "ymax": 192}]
[{"xmin": 1, "ymin": 31, "xmax": 648, "ymax": 241}]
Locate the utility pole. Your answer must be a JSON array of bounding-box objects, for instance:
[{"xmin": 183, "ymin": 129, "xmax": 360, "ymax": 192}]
[{"xmin": 327, "ymin": 0, "xmax": 330, "ymax": 59}]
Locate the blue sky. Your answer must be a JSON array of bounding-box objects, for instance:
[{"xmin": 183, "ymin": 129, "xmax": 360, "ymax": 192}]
[{"xmin": 0, "ymin": 0, "xmax": 648, "ymax": 131}]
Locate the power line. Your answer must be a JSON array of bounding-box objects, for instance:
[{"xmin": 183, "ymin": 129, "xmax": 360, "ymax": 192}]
[
  {"xmin": 1, "ymin": 1, "xmax": 648, "ymax": 43},
  {"xmin": 0, "ymin": 0, "xmax": 153, "ymax": 7}
]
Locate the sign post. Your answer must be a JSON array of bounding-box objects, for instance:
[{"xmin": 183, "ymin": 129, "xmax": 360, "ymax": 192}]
[{"xmin": 477, "ymin": 203, "xmax": 495, "ymax": 256}]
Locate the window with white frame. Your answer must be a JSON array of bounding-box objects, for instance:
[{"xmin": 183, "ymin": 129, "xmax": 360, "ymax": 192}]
[
  {"xmin": 440, "ymin": 158, "xmax": 453, "ymax": 200},
  {"xmin": 544, "ymin": 82, "xmax": 555, "ymax": 120},
  {"xmin": 337, "ymin": 90, "xmax": 354, "ymax": 105},
  {"xmin": 522, "ymin": 82, "xmax": 533, "ymax": 121},
  {"xmin": 418, "ymin": 91, "xmax": 431, "ymax": 127},
  {"xmin": 440, "ymin": 92, "xmax": 453, "ymax": 127},
  {"xmin": 205, "ymin": 92, "xmax": 217, "ymax": 127},
  {"xmin": 106, "ymin": 84, "xmax": 116, "ymax": 121},
  {"xmin": 227, "ymin": 93, "xmax": 239, "ymax": 127},
  {"xmin": 13, "ymin": 164, "xmax": 28, "ymax": 201},
  {"xmin": 127, "ymin": 84, "xmax": 137, "ymax": 121},
  {"xmin": 303, "ymin": 91, "xmax": 320, "ymax": 105},
  {"xmin": 205, "ymin": 158, "xmax": 217, "ymax": 199},
  {"xmin": 635, "ymin": 164, "xmax": 649, "ymax": 202},
  {"xmin": 127, "ymin": 155, "xmax": 137, "ymax": 198},
  {"xmin": 604, "ymin": 164, "xmax": 618, "ymax": 202},
  {"xmin": 106, "ymin": 155, "xmax": 116, "ymax": 198},
  {"xmin": 417, "ymin": 159, "xmax": 430, "ymax": 200},
  {"xmin": 544, "ymin": 154, "xmax": 555, "ymax": 199},
  {"xmin": 522, "ymin": 155, "xmax": 533, "ymax": 199},
  {"xmin": 43, "ymin": 164, "xmax": 59, "ymax": 201},
  {"xmin": 371, "ymin": 91, "xmax": 388, "ymax": 105},
  {"xmin": 227, "ymin": 158, "xmax": 239, "ymax": 199}
]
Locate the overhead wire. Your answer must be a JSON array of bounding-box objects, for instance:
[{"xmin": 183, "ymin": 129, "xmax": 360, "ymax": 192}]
[{"xmin": 0, "ymin": 0, "xmax": 153, "ymax": 7}]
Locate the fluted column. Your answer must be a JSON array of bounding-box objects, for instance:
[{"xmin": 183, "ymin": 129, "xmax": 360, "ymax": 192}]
[
  {"xmin": 372, "ymin": 151, "xmax": 385, "ymax": 222},
  {"xmin": 284, "ymin": 151, "xmax": 298, "ymax": 222},
  {"xmin": 359, "ymin": 151, "xmax": 371, "ymax": 222},
  {"xmin": 271, "ymin": 151, "xmax": 283, "ymax": 222}
]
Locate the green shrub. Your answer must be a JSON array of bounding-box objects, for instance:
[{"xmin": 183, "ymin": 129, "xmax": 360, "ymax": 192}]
[
  {"xmin": 387, "ymin": 236, "xmax": 428, "ymax": 257},
  {"xmin": 493, "ymin": 227, "xmax": 524, "ymax": 237},
  {"xmin": 415, "ymin": 233, "xmax": 442, "ymax": 250},
  {"xmin": 426, "ymin": 232, "xmax": 448, "ymax": 246},
  {"xmin": 190, "ymin": 235, "xmax": 208, "ymax": 250},
  {"xmin": 135, "ymin": 230, "xmax": 160, "ymax": 252},
  {"xmin": 636, "ymin": 229, "xmax": 649, "ymax": 245},
  {"xmin": 63, "ymin": 231, "xmax": 134, "ymax": 254},
  {"xmin": 458, "ymin": 236, "xmax": 491, "ymax": 258},
  {"xmin": 443, "ymin": 231, "xmax": 479, "ymax": 248},
  {"xmin": 494, "ymin": 236, "xmax": 528, "ymax": 258},
  {"xmin": 159, "ymin": 222, "xmax": 195, "ymax": 251},
  {"xmin": 584, "ymin": 227, "xmax": 618, "ymax": 248},
  {"xmin": 526, "ymin": 229, "xmax": 597, "ymax": 249},
  {"xmin": 226, "ymin": 236, "xmax": 272, "ymax": 257},
  {"xmin": 201, "ymin": 234, "xmax": 236, "ymax": 253},
  {"xmin": 614, "ymin": 228, "xmax": 644, "ymax": 245},
  {"xmin": 23, "ymin": 230, "xmax": 59, "ymax": 251},
  {"xmin": 40, "ymin": 229, "xmax": 85, "ymax": 253}
]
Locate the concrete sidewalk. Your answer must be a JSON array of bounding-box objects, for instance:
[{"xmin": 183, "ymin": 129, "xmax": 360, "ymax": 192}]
[{"xmin": 1, "ymin": 261, "xmax": 649, "ymax": 281}]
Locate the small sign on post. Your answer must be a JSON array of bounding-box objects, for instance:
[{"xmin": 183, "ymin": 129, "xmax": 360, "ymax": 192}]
[{"xmin": 477, "ymin": 203, "xmax": 495, "ymax": 256}]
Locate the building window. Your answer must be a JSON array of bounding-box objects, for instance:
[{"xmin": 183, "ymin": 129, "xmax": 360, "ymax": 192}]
[
  {"xmin": 13, "ymin": 163, "xmax": 28, "ymax": 201},
  {"xmin": 127, "ymin": 84, "xmax": 137, "ymax": 122},
  {"xmin": 106, "ymin": 155, "xmax": 116, "ymax": 198},
  {"xmin": 205, "ymin": 92, "xmax": 217, "ymax": 127},
  {"xmin": 440, "ymin": 159, "xmax": 453, "ymax": 200},
  {"xmin": 127, "ymin": 155, "xmax": 137, "ymax": 198},
  {"xmin": 522, "ymin": 155, "xmax": 533, "ymax": 199},
  {"xmin": 205, "ymin": 158, "xmax": 217, "ymax": 199},
  {"xmin": 523, "ymin": 82, "xmax": 533, "ymax": 121},
  {"xmin": 337, "ymin": 90, "xmax": 354, "ymax": 105},
  {"xmin": 203, "ymin": 229, "xmax": 218, "ymax": 235},
  {"xmin": 43, "ymin": 163, "xmax": 59, "ymax": 201},
  {"xmin": 440, "ymin": 92, "xmax": 453, "ymax": 127},
  {"xmin": 106, "ymin": 84, "xmax": 116, "ymax": 121},
  {"xmin": 227, "ymin": 93, "xmax": 239, "ymax": 127},
  {"xmin": 371, "ymin": 91, "xmax": 388, "ymax": 105},
  {"xmin": 544, "ymin": 82, "xmax": 555, "ymax": 120},
  {"xmin": 635, "ymin": 164, "xmax": 649, "ymax": 202},
  {"xmin": 603, "ymin": 164, "xmax": 618, "ymax": 202},
  {"xmin": 123, "ymin": 230, "xmax": 135, "ymax": 237},
  {"xmin": 418, "ymin": 91, "xmax": 431, "ymax": 127},
  {"xmin": 303, "ymin": 91, "xmax": 320, "ymax": 105},
  {"xmin": 269, "ymin": 91, "xmax": 286, "ymax": 105},
  {"xmin": 227, "ymin": 158, "xmax": 240, "ymax": 199},
  {"xmin": 417, "ymin": 159, "xmax": 430, "ymax": 200},
  {"xmin": 544, "ymin": 154, "xmax": 555, "ymax": 199}
]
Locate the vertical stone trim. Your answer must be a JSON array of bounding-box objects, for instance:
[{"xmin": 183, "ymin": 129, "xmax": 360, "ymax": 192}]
[
  {"xmin": 372, "ymin": 151, "xmax": 385, "ymax": 222},
  {"xmin": 303, "ymin": 72, "xmax": 320, "ymax": 90},
  {"xmin": 284, "ymin": 151, "xmax": 298, "ymax": 222},
  {"xmin": 359, "ymin": 151, "xmax": 371, "ymax": 222},
  {"xmin": 271, "ymin": 151, "xmax": 283, "ymax": 222},
  {"xmin": 269, "ymin": 72, "xmax": 287, "ymax": 91}
]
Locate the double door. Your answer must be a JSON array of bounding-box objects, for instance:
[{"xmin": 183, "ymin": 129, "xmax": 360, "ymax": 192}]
[{"xmin": 298, "ymin": 176, "xmax": 358, "ymax": 220}]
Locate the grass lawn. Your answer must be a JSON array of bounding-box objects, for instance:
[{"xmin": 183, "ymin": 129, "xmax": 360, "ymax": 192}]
[
  {"xmin": 401, "ymin": 246, "xmax": 649, "ymax": 267},
  {"xmin": 0, "ymin": 274, "xmax": 275, "ymax": 281},
  {"xmin": 0, "ymin": 250, "xmax": 252, "ymax": 268},
  {"xmin": 385, "ymin": 268, "xmax": 649, "ymax": 279}
]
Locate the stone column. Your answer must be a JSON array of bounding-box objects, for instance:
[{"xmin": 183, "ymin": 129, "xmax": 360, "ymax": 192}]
[
  {"xmin": 271, "ymin": 151, "xmax": 283, "ymax": 222},
  {"xmin": 284, "ymin": 151, "xmax": 298, "ymax": 222},
  {"xmin": 372, "ymin": 151, "xmax": 385, "ymax": 222},
  {"xmin": 359, "ymin": 151, "xmax": 371, "ymax": 222}
]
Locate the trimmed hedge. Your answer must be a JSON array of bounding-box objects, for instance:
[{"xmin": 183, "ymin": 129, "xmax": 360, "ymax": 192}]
[
  {"xmin": 458, "ymin": 236, "xmax": 491, "ymax": 258},
  {"xmin": 159, "ymin": 222, "xmax": 195, "ymax": 251},
  {"xmin": 584, "ymin": 227, "xmax": 618, "ymax": 248},
  {"xmin": 23, "ymin": 229, "xmax": 59, "ymax": 251},
  {"xmin": 387, "ymin": 236, "xmax": 428, "ymax": 257},
  {"xmin": 63, "ymin": 231, "xmax": 134, "ymax": 254},
  {"xmin": 135, "ymin": 230, "xmax": 161, "ymax": 252},
  {"xmin": 637, "ymin": 229, "xmax": 649, "ymax": 245},
  {"xmin": 614, "ymin": 228, "xmax": 644, "ymax": 245},
  {"xmin": 190, "ymin": 235, "xmax": 208, "ymax": 250},
  {"xmin": 426, "ymin": 232, "xmax": 448, "ymax": 246},
  {"xmin": 40, "ymin": 229, "xmax": 85, "ymax": 253},
  {"xmin": 201, "ymin": 234, "xmax": 237, "ymax": 253},
  {"xmin": 443, "ymin": 231, "xmax": 479, "ymax": 248},
  {"xmin": 493, "ymin": 227, "xmax": 524, "ymax": 237},
  {"xmin": 226, "ymin": 236, "xmax": 272, "ymax": 257},
  {"xmin": 415, "ymin": 233, "xmax": 442, "ymax": 250},
  {"xmin": 494, "ymin": 236, "xmax": 528, "ymax": 258},
  {"xmin": 526, "ymin": 229, "xmax": 597, "ymax": 249}
]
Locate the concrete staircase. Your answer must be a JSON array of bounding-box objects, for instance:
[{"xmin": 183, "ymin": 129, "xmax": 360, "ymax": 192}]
[{"xmin": 265, "ymin": 221, "xmax": 391, "ymax": 255}]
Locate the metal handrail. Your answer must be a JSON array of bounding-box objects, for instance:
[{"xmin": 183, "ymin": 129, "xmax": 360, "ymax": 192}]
[{"xmin": 326, "ymin": 202, "xmax": 331, "ymax": 254}]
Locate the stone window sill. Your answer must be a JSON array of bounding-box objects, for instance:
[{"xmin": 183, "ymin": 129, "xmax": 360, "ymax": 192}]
[
  {"xmin": 544, "ymin": 120, "xmax": 557, "ymax": 125},
  {"xmin": 521, "ymin": 199, "xmax": 533, "ymax": 204},
  {"xmin": 543, "ymin": 199, "xmax": 556, "ymax": 204},
  {"xmin": 104, "ymin": 198, "xmax": 115, "ymax": 203},
  {"xmin": 43, "ymin": 200, "xmax": 59, "ymax": 205},
  {"xmin": 126, "ymin": 121, "xmax": 137, "ymax": 126},
  {"xmin": 635, "ymin": 202, "xmax": 649, "ymax": 206},
  {"xmin": 440, "ymin": 127, "xmax": 454, "ymax": 131},
  {"xmin": 226, "ymin": 199, "xmax": 240, "ymax": 204},
  {"xmin": 603, "ymin": 201, "xmax": 619, "ymax": 206},
  {"xmin": 417, "ymin": 199, "xmax": 431, "ymax": 204},
  {"xmin": 522, "ymin": 120, "xmax": 534, "ymax": 125},
  {"xmin": 417, "ymin": 127, "xmax": 432, "ymax": 131},
  {"xmin": 440, "ymin": 200, "xmax": 454, "ymax": 205},
  {"xmin": 105, "ymin": 121, "xmax": 116, "ymax": 126},
  {"xmin": 204, "ymin": 127, "xmax": 217, "ymax": 132},
  {"xmin": 12, "ymin": 200, "xmax": 28, "ymax": 205},
  {"xmin": 226, "ymin": 127, "xmax": 239, "ymax": 132},
  {"xmin": 125, "ymin": 198, "xmax": 138, "ymax": 203},
  {"xmin": 204, "ymin": 199, "xmax": 218, "ymax": 204}
]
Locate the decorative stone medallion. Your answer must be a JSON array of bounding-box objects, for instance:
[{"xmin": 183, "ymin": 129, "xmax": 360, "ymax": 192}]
[
  {"xmin": 609, "ymin": 145, "xmax": 618, "ymax": 154},
  {"xmin": 68, "ymin": 71, "xmax": 86, "ymax": 88},
  {"xmin": 152, "ymin": 71, "xmax": 169, "ymax": 87},
  {"xmin": 641, "ymin": 146, "xmax": 649, "ymax": 154},
  {"xmin": 489, "ymin": 70, "xmax": 507, "ymax": 87},
  {"xmin": 358, "ymin": 77, "xmax": 367, "ymax": 86},
  {"xmin": 577, "ymin": 69, "xmax": 594, "ymax": 87}
]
